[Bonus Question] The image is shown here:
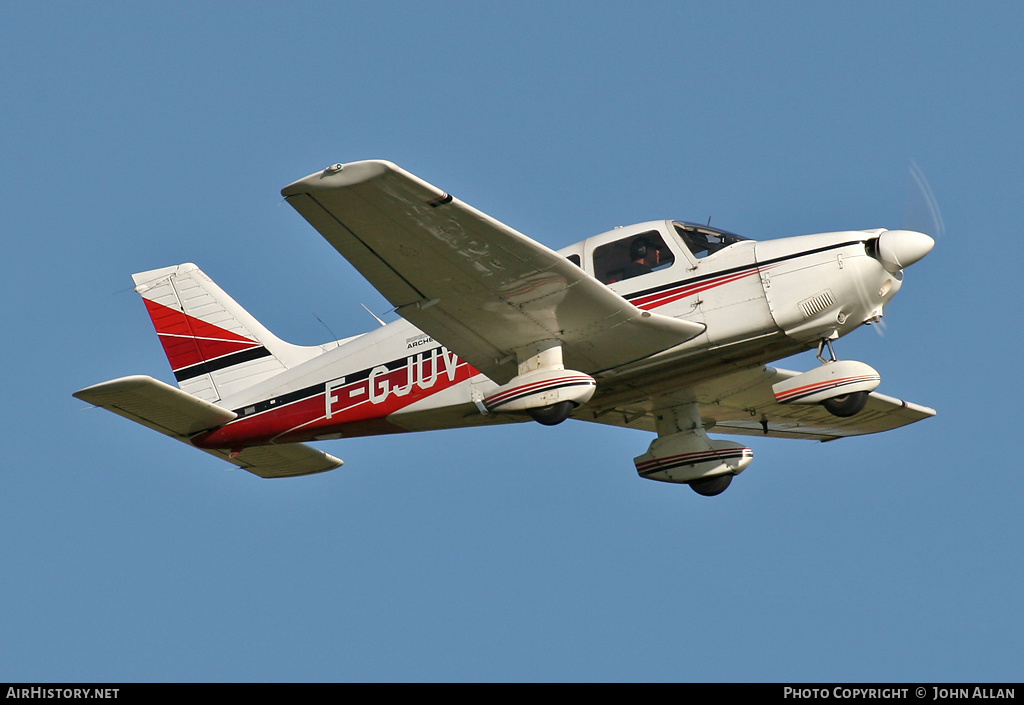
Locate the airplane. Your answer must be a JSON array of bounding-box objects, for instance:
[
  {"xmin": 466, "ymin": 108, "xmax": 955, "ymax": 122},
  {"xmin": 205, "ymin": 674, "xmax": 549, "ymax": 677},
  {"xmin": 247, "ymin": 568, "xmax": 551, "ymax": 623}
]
[{"xmin": 74, "ymin": 159, "xmax": 936, "ymax": 496}]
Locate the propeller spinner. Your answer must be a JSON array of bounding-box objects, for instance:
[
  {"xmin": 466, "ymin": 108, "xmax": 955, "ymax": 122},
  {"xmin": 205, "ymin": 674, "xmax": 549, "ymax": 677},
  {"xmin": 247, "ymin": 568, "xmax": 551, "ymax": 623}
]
[{"xmin": 874, "ymin": 229, "xmax": 935, "ymax": 272}]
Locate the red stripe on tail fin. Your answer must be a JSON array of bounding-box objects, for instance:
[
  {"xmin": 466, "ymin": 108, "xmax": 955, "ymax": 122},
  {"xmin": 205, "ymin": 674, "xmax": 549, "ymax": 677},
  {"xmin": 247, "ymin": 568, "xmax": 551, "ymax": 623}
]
[
  {"xmin": 132, "ymin": 263, "xmax": 327, "ymax": 403},
  {"xmin": 141, "ymin": 298, "xmax": 261, "ymax": 373}
]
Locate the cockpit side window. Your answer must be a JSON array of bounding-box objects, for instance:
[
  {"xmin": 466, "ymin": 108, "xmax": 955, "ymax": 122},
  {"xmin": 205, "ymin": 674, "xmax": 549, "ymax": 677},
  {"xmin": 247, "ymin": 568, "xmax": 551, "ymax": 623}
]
[
  {"xmin": 672, "ymin": 222, "xmax": 749, "ymax": 259},
  {"xmin": 593, "ymin": 230, "xmax": 675, "ymax": 284}
]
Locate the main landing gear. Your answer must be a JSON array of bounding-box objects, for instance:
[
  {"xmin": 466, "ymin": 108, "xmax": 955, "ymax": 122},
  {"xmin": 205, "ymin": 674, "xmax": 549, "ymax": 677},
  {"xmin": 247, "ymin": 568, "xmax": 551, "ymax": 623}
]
[
  {"xmin": 527, "ymin": 400, "xmax": 577, "ymax": 426},
  {"xmin": 821, "ymin": 392, "xmax": 868, "ymax": 418},
  {"xmin": 815, "ymin": 338, "xmax": 871, "ymax": 418},
  {"xmin": 771, "ymin": 338, "xmax": 881, "ymax": 419}
]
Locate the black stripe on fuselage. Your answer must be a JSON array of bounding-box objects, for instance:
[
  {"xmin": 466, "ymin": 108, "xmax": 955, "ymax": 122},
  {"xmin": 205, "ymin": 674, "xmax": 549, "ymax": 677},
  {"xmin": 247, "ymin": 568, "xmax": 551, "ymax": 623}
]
[
  {"xmin": 624, "ymin": 240, "xmax": 865, "ymax": 302},
  {"xmin": 222, "ymin": 242, "xmax": 866, "ymax": 417},
  {"xmin": 174, "ymin": 346, "xmax": 273, "ymax": 382},
  {"xmin": 230, "ymin": 346, "xmax": 447, "ymax": 418}
]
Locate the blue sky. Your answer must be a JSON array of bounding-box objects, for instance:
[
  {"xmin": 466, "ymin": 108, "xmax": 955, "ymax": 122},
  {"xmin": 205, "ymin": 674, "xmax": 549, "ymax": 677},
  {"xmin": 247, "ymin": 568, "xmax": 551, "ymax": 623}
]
[{"xmin": 3, "ymin": 2, "xmax": 1022, "ymax": 682}]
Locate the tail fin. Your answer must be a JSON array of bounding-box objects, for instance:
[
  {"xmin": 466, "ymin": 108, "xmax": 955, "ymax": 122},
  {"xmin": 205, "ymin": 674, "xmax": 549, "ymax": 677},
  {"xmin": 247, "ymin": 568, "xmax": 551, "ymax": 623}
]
[{"xmin": 132, "ymin": 263, "xmax": 322, "ymax": 403}]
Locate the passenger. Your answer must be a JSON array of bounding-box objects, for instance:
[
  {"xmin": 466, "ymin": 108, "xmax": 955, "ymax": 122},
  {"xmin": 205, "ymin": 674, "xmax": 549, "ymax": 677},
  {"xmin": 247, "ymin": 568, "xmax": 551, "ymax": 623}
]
[{"xmin": 621, "ymin": 238, "xmax": 655, "ymax": 279}]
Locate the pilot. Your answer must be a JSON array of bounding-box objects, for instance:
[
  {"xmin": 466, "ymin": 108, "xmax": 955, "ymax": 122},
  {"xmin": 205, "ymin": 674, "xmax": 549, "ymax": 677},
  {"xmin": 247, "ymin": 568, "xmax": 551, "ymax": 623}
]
[{"xmin": 622, "ymin": 237, "xmax": 655, "ymax": 279}]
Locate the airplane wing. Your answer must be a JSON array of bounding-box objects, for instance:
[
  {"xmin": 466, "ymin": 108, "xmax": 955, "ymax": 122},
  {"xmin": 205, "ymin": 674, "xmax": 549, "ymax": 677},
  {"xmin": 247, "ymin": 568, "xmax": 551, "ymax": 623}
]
[
  {"xmin": 74, "ymin": 376, "xmax": 342, "ymax": 478},
  {"xmin": 281, "ymin": 160, "xmax": 705, "ymax": 384},
  {"xmin": 576, "ymin": 366, "xmax": 935, "ymax": 441}
]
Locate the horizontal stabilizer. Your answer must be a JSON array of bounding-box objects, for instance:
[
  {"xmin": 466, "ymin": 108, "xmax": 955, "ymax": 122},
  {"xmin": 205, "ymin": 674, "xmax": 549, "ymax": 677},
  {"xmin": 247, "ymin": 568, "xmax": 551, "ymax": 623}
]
[
  {"xmin": 203, "ymin": 444, "xmax": 344, "ymax": 479},
  {"xmin": 74, "ymin": 375, "xmax": 237, "ymax": 437},
  {"xmin": 74, "ymin": 375, "xmax": 342, "ymax": 478}
]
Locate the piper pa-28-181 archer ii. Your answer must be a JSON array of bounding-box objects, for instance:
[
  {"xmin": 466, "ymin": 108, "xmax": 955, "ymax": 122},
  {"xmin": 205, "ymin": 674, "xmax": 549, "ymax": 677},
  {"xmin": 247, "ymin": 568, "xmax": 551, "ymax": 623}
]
[{"xmin": 74, "ymin": 160, "xmax": 936, "ymax": 496}]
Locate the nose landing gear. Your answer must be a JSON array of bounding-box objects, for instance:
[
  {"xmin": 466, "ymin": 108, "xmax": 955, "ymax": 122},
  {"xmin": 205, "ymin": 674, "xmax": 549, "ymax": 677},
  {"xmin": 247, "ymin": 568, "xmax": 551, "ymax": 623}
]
[{"xmin": 688, "ymin": 474, "xmax": 734, "ymax": 497}]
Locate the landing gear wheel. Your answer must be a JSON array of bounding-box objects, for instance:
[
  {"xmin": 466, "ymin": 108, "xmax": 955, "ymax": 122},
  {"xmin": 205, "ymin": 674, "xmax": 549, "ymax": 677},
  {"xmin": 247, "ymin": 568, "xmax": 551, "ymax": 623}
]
[
  {"xmin": 688, "ymin": 474, "xmax": 733, "ymax": 496},
  {"xmin": 821, "ymin": 391, "xmax": 868, "ymax": 417},
  {"xmin": 527, "ymin": 401, "xmax": 575, "ymax": 426}
]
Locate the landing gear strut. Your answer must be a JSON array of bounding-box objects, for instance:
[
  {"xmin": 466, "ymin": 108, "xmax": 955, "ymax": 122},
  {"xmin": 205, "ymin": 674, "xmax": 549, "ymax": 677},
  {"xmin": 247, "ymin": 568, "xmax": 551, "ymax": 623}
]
[{"xmin": 816, "ymin": 337, "xmax": 838, "ymax": 364}]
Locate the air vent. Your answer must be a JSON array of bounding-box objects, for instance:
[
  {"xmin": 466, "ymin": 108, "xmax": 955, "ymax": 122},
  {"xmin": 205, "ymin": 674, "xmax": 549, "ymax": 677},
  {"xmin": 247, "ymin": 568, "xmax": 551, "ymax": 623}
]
[{"xmin": 799, "ymin": 290, "xmax": 836, "ymax": 318}]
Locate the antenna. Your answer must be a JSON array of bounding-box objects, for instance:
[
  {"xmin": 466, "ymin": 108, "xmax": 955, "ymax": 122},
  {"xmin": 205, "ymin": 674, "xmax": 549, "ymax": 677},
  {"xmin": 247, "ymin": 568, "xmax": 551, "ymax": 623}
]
[
  {"xmin": 314, "ymin": 314, "xmax": 339, "ymax": 342},
  {"xmin": 360, "ymin": 303, "xmax": 387, "ymax": 328}
]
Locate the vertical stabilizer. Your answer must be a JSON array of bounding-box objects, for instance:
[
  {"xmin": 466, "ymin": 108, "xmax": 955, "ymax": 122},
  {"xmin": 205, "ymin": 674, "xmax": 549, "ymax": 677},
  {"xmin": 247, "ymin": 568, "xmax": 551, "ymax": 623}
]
[{"xmin": 132, "ymin": 263, "xmax": 323, "ymax": 403}]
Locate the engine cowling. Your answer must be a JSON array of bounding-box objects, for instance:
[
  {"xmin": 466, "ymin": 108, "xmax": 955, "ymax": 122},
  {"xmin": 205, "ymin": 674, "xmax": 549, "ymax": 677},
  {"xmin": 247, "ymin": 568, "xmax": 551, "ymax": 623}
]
[{"xmin": 483, "ymin": 368, "xmax": 596, "ymax": 417}]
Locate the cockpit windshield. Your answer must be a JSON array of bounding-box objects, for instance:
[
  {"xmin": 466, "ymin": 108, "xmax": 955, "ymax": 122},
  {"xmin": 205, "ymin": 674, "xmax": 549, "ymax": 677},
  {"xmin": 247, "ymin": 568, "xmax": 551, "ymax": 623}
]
[{"xmin": 672, "ymin": 221, "xmax": 751, "ymax": 259}]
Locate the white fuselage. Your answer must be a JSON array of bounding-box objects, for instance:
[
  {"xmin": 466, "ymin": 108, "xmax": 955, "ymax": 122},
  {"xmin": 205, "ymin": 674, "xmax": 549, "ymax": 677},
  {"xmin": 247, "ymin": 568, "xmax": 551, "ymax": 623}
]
[{"xmin": 194, "ymin": 221, "xmax": 903, "ymax": 449}]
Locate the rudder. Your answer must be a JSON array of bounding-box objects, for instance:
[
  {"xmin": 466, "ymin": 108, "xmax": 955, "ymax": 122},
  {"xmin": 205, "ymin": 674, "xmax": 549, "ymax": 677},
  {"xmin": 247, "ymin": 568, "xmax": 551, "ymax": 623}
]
[{"xmin": 132, "ymin": 263, "xmax": 322, "ymax": 403}]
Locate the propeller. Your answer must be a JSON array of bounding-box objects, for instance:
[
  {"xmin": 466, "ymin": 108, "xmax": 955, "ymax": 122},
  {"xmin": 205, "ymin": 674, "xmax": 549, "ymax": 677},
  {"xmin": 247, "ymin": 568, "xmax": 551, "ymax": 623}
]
[
  {"xmin": 904, "ymin": 159, "xmax": 946, "ymax": 240},
  {"xmin": 854, "ymin": 161, "xmax": 941, "ymax": 338}
]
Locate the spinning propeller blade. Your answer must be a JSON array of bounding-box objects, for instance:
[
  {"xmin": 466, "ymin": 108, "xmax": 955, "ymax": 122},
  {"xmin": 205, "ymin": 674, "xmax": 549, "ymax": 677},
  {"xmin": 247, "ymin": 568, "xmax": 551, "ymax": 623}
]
[
  {"xmin": 855, "ymin": 161, "xmax": 941, "ymax": 338},
  {"xmin": 904, "ymin": 159, "xmax": 946, "ymax": 240}
]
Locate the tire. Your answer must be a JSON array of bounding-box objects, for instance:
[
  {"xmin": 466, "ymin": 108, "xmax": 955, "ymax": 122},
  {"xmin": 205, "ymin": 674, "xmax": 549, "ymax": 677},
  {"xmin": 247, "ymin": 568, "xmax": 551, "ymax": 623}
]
[
  {"xmin": 821, "ymin": 391, "xmax": 868, "ymax": 417},
  {"xmin": 527, "ymin": 401, "xmax": 575, "ymax": 426},
  {"xmin": 689, "ymin": 474, "xmax": 733, "ymax": 496}
]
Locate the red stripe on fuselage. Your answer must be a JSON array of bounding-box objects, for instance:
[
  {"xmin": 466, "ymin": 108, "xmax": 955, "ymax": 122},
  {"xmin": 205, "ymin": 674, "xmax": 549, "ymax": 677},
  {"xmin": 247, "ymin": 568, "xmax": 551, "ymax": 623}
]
[
  {"xmin": 629, "ymin": 267, "xmax": 763, "ymax": 311},
  {"xmin": 192, "ymin": 349, "xmax": 478, "ymax": 448},
  {"xmin": 191, "ymin": 263, "xmax": 778, "ymax": 449}
]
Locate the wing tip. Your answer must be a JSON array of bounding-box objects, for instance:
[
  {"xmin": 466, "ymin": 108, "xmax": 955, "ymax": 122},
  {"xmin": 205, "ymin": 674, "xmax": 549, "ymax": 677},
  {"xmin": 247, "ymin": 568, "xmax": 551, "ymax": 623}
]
[
  {"xmin": 72, "ymin": 374, "xmax": 163, "ymax": 403},
  {"xmin": 281, "ymin": 159, "xmax": 398, "ymax": 196},
  {"xmin": 231, "ymin": 446, "xmax": 345, "ymax": 479}
]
